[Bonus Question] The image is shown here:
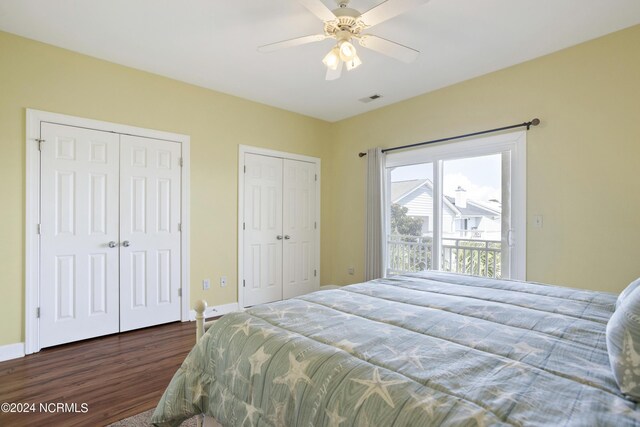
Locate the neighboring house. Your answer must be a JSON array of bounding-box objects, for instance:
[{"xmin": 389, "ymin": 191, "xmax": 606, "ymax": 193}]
[{"xmin": 390, "ymin": 179, "xmax": 501, "ymax": 240}]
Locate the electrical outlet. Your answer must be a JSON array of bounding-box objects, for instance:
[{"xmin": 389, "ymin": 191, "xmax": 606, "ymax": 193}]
[
  {"xmin": 220, "ymin": 276, "xmax": 227, "ymax": 287},
  {"xmin": 203, "ymin": 279, "xmax": 210, "ymax": 290},
  {"xmin": 348, "ymin": 266, "xmax": 355, "ymax": 275}
]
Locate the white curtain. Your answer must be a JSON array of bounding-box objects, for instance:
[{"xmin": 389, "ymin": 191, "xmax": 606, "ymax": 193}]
[{"xmin": 365, "ymin": 147, "xmax": 386, "ymax": 280}]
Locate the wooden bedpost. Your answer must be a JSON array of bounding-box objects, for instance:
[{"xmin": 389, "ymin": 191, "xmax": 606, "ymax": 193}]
[{"xmin": 195, "ymin": 300, "xmax": 208, "ymax": 341}]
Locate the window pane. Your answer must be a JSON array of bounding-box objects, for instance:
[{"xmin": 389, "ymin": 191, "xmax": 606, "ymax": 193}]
[
  {"xmin": 387, "ymin": 163, "xmax": 433, "ymax": 275},
  {"xmin": 442, "ymin": 154, "xmax": 502, "ymax": 278}
]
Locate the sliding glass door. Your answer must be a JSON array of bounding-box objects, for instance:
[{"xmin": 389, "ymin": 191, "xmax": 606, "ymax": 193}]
[{"xmin": 385, "ymin": 131, "xmax": 526, "ymax": 280}]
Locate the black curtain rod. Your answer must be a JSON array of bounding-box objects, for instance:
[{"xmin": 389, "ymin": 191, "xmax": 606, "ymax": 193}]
[{"xmin": 358, "ymin": 118, "xmax": 541, "ymax": 157}]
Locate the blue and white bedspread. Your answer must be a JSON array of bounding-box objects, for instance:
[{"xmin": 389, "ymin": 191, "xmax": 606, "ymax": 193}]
[{"xmin": 153, "ymin": 271, "xmax": 640, "ymax": 426}]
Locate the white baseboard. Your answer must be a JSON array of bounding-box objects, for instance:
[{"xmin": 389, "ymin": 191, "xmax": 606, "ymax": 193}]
[
  {"xmin": 0, "ymin": 342, "xmax": 25, "ymax": 362},
  {"xmin": 189, "ymin": 302, "xmax": 240, "ymax": 321}
]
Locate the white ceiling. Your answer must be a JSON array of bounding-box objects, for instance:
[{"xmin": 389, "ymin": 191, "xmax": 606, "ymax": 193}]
[{"xmin": 1, "ymin": 0, "xmax": 639, "ymax": 122}]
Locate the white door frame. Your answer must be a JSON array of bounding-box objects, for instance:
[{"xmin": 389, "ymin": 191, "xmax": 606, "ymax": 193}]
[
  {"xmin": 25, "ymin": 109, "xmax": 191, "ymax": 354},
  {"xmin": 385, "ymin": 131, "xmax": 527, "ymax": 280},
  {"xmin": 238, "ymin": 145, "xmax": 321, "ymax": 309}
]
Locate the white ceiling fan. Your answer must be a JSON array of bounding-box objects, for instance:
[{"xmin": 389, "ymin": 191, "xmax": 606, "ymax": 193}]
[{"xmin": 258, "ymin": 0, "xmax": 430, "ymax": 80}]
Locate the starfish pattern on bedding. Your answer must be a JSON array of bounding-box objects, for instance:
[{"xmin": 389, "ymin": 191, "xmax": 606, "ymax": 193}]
[
  {"xmin": 226, "ymin": 358, "xmax": 245, "ymax": 385},
  {"xmin": 335, "ymin": 339, "xmax": 359, "ymax": 354},
  {"xmin": 456, "ymin": 316, "xmax": 487, "ymax": 332},
  {"xmin": 357, "ymin": 303, "xmax": 376, "ymax": 311},
  {"xmin": 407, "ymin": 390, "xmax": 445, "ymax": 418},
  {"xmin": 248, "ymin": 346, "xmax": 271, "ymax": 377},
  {"xmin": 241, "ymin": 401, "xmax": 261, "ymax": 426},
  {"xmin": 216, "ymin": 346, "xmax": 226, "ymax": 359},
  {"xmin": 497, "ymin": 360, "xmax": 531, "ymax": 376},
  {"xmin": 258, "ymin": 327, "xmax": 277, "ymax": 339},
  {"xmin": 486, "ymin": 387, "xmax": 520, "ymax": 406},
  {"xmin": 351, "ymin": 367, "xmax": 406, "ymax": 409},
  {"xmin": 268, "ymin": 399, "xmax": 288, "ymax": 427},
  {"xmin": 385, "ymin": 346, "xmax": 426, "ymax": 370},
  {"xmin": 230, "ymin": 319, "xmax": 253, "ymax": 339},
  {"xmin": 511, "ymin": 341, "xmax": 544, "ymax": 356},
  {"xmin": 470, "ymin": 308, "xmax": 499, "ymax": 320},
  {"xmin": 325, "ymin": 404, "xmax": 347, "ymax": 427},
  {"xmin": 273, "ymin": 352, "xmax": 313, "ymax": 395}
]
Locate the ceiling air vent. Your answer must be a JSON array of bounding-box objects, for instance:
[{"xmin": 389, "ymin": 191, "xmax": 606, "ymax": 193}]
[{"xmin": 359, "ymin": 94, "xmax": 383, "ymax": 103}]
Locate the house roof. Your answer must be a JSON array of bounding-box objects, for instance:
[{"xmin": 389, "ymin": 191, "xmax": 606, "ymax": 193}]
[
  {"xmin": 444, "ymin": 196, "xmax": 501, "ymax": 217},
  {"xmin": 391, "ymin": 180, "xmax": 501, "ymax": 218},
  {"xmin": 390, "ymin": 179, "xmax": 429, "ymax": 203}
]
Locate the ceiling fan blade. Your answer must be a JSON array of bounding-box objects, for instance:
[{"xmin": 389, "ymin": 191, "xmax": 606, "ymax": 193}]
[
  {"xmin": 325, "ymin": 61, "xmax": 344, "ymax": 81},
  {"xmin": 359, "ymin": 0, "xmax": 430, "ymax": 27},
  {"xmin": 358, "ymin": 35, "xmax": 419, "ymax": 63},
  {"xmin": 258, "ymin": 34, "xmax": 327, "ymax": 53},
  {"xmin": 296, "ymin": 0, "xmax": 336, "ymax": 22}
]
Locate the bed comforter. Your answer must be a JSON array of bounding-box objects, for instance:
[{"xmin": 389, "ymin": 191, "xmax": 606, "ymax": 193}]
[{"xmin": 152, "ymin": 271, "xmax": 640, "ymax": 426}]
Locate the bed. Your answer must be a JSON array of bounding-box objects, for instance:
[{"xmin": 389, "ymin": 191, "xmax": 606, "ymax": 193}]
[{"xmin": 151, "ymin": 271, "xmax": 640, "ymax": 426}]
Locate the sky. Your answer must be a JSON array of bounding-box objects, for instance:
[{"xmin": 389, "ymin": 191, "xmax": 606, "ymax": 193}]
[{"xmin": 389, "ymin": 153, "xmax": 501, "ymax": 203}]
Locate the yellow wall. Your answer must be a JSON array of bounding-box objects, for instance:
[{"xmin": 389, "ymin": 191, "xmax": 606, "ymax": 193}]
[
  {"xmin": 325, "ymin": 25, "xmax": 640, "ymax": 292},
  {"xmin": 0, "ymin": 31, "xmax": 332, "ymax": 346},
  {"xmin": 2, "ymin": 25, "xmax": 640, "ymax": 347}
]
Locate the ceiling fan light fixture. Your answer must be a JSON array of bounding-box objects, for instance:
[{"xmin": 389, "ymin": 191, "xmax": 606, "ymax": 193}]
[
  {"xmin": 338, "ymin": 40, "xmax": 357, "ymax": 61},
  {"xmin": 322, "ymin": 47, "xmax": 341, "ymax": 70},
  {"xmin": 345, "ymin": 53, "xmax": 362, "ymax": 71}
]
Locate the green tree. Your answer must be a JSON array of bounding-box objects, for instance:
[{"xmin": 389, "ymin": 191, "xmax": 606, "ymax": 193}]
[
  {"xmin": 388, "ymin": 204, "xmax": 430, "ymax": 273},
  {"xmin": 390, "ymin": 204, "xmax": 423, "ymax": 236}
]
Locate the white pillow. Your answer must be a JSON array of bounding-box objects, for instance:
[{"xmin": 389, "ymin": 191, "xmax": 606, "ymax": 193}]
[
  {"xmin": 607, "ymin": 286, "xmax": 640, "ymax": 401},
  {"xmin": 617, "ymin": 278, "xmax": 640, "ymax": 309}
]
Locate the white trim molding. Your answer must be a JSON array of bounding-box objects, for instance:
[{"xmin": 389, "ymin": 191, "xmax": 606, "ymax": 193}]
[
  {"xmin": 0, "ymin": 342, "xmax": 25, "ymax": 362},
  {"xmin": 25, "ymin": 109, "xmax": 191, "ymax": 354},
  {"xmin": 237, "ymin": 145, "xmax": 321, "ymax": 309},
  {"xmin": 188, "ymin": 302, "xmax": 240, "ymax": 321},
  {"xmin": 386, "ymin": 130, "xmax": 527, "ymax": 280}
]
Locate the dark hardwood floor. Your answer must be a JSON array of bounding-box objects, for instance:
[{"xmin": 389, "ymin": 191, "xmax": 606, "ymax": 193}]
[{"xmin": 0, "ymin": 320, "xmax": 201, "ymax": 426}]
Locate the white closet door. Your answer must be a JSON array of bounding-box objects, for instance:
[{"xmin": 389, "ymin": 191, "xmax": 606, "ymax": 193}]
[
  {"xmin": 40, "ymin": 123, "xmax": 120, "ymax": 348},
  {"xmin": 119, "ymin": 135, "xmax": 182, "ymax": 331},
  {"xmin": 282, "ymin": 159, "xmax": 317, "ymax": 299},
  {"xmin": 243, "ymin": 153, "xmax": 283, "ymax": 306}
]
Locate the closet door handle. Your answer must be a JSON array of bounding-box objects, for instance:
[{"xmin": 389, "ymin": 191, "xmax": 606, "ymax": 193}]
[
  {"xmin": 122, "ymin": 240, "xmax": 131, "ymax": 247},
  {"xmin": 108, "ymin": 241, "xmax": 118, "ymax": 248},
  {"xmin": 276, "ymin": 235, "xmax": 283, "ymax": 240},
  {"xmin": 284, "ymin": 235, "xmax": 291, "ymax": 240}
]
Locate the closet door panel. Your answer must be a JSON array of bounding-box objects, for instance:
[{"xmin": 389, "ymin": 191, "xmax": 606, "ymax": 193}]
[
  {"xmin": 39, "ymin": 123, "xmax": 120, "ymax": 348},
  {"xmin": 282, "ymin": 159, "xmax": 317, "ymax": 299},
  {"xmin": 120, "ymin": 135, "xmax": 181, "ymax": 331},
  {"xmin": 243, "ymin": 154, "xmax": 283, "ymax": 306}
]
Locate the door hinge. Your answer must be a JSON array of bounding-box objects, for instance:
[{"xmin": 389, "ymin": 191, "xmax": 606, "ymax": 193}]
[
  {"xmin": 178, "ymin": 223, "xmax": 182, "ymax": 232},
  {"xmin": 36, "ymin": 307, "xmax": 40, "ymax": 318},
  {"xmin": 315, "ymin": 174, "xmax": 318, "ymax": 182},
  {"xmin": 243, "ymin": 279, "xmax": 246, "ymax": 288},
  {"xmin": 244, "ymin": 165, "xmax": 246, "ymax": 173},
  {"xmin": 179, "ymin": 157, "xmax": 183, "ymax": 167},
  {"xmin": 35, "ymin": 139, "xmax": 44, "ymax": 151},
  {"xmin": 314, "ymin": 222, "xmax": 317, "ymax": 230},
  {"xmin": 243, "ymin": 222, "xmax": 245, "ymax": 230},
  {"xmin": 314, "ymin": 270, "xmax": 317, "ymax": 277},
  {"xmin": 178, "ymin": 288, "xmax": 182, "ymax": 297},
  {"xmin": 37, "ymin": 224, "xmax": 41, "ymax": 235}
]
